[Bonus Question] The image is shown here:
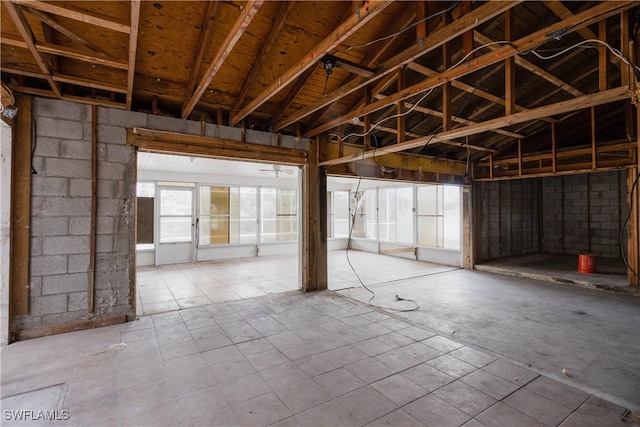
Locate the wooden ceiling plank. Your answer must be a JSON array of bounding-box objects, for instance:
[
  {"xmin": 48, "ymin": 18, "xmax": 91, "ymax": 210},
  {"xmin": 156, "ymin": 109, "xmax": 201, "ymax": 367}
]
[
  {"xmin": 182, "ymin": 1, "xmax": 264, "ymax": 119},
  {"xmin": 4, "ymin": 2, "xmax": 61, "ymax": 97},
  {"xmin": 2, "ymin": 66, "xmax": 45, "ymax": 79},
  {"xmin": 23, "ymin": 7, "xmax": 113, "ymax": 58},
  {"xmin": 277, "ymin": 1, "xmax": 520, "ymax": 132},
  {"xmin": 126, "ymin": 0, "xmax": 140, "ymax": 109},
  {"xmin": 231, "ymin": 2, "xmax": 294, "ymax": 119},
  {"xmin": 308, "ymin": 1, "xmax": 634, "ymax": 137},
  {"xmin": 186, "ymin": 1, "xmax": 219, "ymax": 96},
  {"xmin": 12, "ymin": 0, "xmax": 130, "ymax": 33},
  {"xmin": 319, "ymin": 86, "xmax": 631, "ymax": 167},
  {"xmin": 231, "ymin": 0, "xmax": 394, "ymax": 126},
  {"xmin": 474, "ymin": 31, "xmax": 584, "ymax": 98},
  {"xmin": 270, "ymin": 65, "xmax": 318, "ymax": 126}
]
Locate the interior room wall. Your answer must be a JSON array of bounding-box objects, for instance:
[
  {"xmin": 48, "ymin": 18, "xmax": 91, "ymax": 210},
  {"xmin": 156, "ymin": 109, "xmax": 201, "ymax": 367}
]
[{"xmin": 475, "ymin": 171, "xmax": 628, "ymax": 263}]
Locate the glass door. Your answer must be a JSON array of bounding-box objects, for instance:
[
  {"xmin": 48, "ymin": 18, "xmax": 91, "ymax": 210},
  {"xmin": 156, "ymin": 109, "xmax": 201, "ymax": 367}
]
[{"xmin": 156, "ymin": 186, "xmax": 195, "ymax": 265}]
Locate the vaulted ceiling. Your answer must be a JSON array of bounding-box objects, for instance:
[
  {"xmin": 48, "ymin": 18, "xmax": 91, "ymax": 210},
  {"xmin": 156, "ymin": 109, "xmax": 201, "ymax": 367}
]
[{"xmin": 1, "ymin": 1, "xmax": 638, "ymax": 180}]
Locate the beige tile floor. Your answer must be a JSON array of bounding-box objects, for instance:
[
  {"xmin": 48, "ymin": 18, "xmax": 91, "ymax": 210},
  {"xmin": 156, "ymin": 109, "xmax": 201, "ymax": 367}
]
[
  {"xmin": 1, "ymin": 290, "xmax": 634, "ymax": 427},
  {"xmin": 136, "ymin": 251, "xmax": 457, "ymax": 315},
  {"xmin": 2, "ymin": 251, "xmax": 638, "ymax": 426}
]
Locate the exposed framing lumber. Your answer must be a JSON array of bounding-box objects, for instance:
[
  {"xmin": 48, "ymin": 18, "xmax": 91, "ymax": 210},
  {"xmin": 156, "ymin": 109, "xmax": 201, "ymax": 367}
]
[
  {"xmin": 9, "ymin": 95, "xmax": 31, "ymax": 319},
  {"xmin": 182, "ymin": 1, "xmax": 264, "ymax": 119},
  {"xmin": 629, "ymin": 106, "xmax": 640, "ymax": 286},
  {"xmin": 319, "ymin": 87, "xmax": 631, "ymax": 167},
  {"xmin": 127, "ymin": 128, "xmax": 307, "ymax": 166},
  {"xmin": 473, "ymin": 31, "xmax": 584, "ymax": 98},
  {"xmin": 12, "ymin": 0, "xmax": 130, "ymax": 33},
  {"xmin": 126, "ymin": 0, "xmax": 140, "ymax": 109},
  {"xmin": 5, "ymin": 82, "xmax": 127, "ymax": 109},
  {"xmin": 504, "ymin": 9, "xmax": 515, "ymax": 116},
  {"xmin": 88, "ymin": 106, "xmax": 97, "ymax": 312},
  {"xmin": 599, "ymin": 20, "xmax": 609, "ymax": 92},
  {"xmin": 232, "ymin": 0, "xmax": 393, "ymax": 125},
  {"xmin": 309, "ymin": 1, "xmax": 633, "ymax": 138},
  {"xmin": 277, "ymin": 1, "xmax": 519, "ymax": 132},
  {"xmin": 186, "ymin": 1, "xmax": 219, "ymax": 96},
  {"xmin": 231, "ymin": 2, "xmax": 293, "ymax": 119},
  {"xmin": 22, "ymin": 7, "xmax": 113, "ymax": 58},
  {"xmin": 4, "ymin": 2, "xmax": 61, "ymax": 97},
  {"xmin": 270, "ymin": 65, "xmax": 317, "ymax": 126},
  {"xmin": 52, "ymin": 74, "xmax": 127, "ymax": 93},
  {"xmin": 321, "ymin": 140, "xmax": 468, "ymax": 176}
]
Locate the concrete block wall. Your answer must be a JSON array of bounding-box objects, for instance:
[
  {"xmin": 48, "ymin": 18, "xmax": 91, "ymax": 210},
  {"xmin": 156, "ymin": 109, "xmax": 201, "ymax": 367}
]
[
  {"xmin": 12, "ymin": 98, "xmax": 137, "ymax": 333},
  {"xmin": 476, "ymin": 179, "xmax": 541, "ymax": 262},
  {"xmin": 540, "ymin": 171, "xmax": 627, "ymax": 258},
  {"xmin": 11, "ymin": 97, "xmax": 312, "ymax": 336},
  {"xmin": 476, "ymin": 171, "xmax": 628, "ymax": 263}
]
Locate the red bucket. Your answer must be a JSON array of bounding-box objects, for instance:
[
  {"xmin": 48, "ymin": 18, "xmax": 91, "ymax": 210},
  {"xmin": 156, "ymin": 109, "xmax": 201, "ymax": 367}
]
[{"xmin": 578, "ymin": 254, "xmax": 597, "ymax": 274}]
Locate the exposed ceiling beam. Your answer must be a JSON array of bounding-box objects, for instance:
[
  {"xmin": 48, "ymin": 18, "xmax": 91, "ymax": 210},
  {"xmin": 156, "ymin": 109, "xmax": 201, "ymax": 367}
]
[
  {"xmin": 308, "ymin": 1, "xmax": 635, "ymax": 137},
  {"xmin": 186, "ymin": 1, "xmax": 219, "ymax": 96},
  {"xmin": 182, "ymin": 1, "xmax": 264, "ymax": 119},
  {"xmin": 276, "ymin": 1, "xmax": 520, "ymax": 132},
  {"xmin": 231, "ymin": 0, "xmax": 394, "ymax": 126},
  {"xmin": 4, "ymin": 2, "xmax": 61, "ymax": 97},
  {"xmin": 126, "ymin": 0, "xmax": 140, "ymax": 109},
  {"xmin": 12, "ymin": 0, "xmax": 130, "ymax": 33},
  {"xmin": 22, "ymin": 7, "xmax": 113, "ymax": 58},
  {"xmin": 372, "ymin": 93, "xmax": 524, "ymax": 139},
  {"xmin": 52, "ymin": 74, "xmax": 126, "ymax": 93},
  {"xmin": 319, "ymin": 86, "xmax": 631, "ymax": 167},
  {"xmin": 473, "ymin": 31, "xmax": 584, "ymax": 98},
  {"xmin": 231, "ymin": 1, "xmax": 294, "ymax": 119},
  {"xmin": 305, "ymin": 7, "xmax": 417, "ymax": 130}
]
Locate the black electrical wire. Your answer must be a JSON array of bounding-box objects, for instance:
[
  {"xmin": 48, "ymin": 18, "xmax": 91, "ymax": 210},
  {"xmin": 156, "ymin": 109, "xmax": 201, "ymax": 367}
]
[
  {"xmin": 335, "ymin": 1, "xmax": 460, "ymax": 54},
  {"xmin": 344, "ymin": 146, "xmax": 419, "ymax": 312},
  {"xmin": 620, "ymin": 171, "xmax": 640, "ymax": 278}
]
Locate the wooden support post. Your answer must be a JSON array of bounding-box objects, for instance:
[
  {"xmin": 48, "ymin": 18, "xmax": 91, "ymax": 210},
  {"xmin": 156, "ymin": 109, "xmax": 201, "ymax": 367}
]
[
  {"xmin": 463, "ymin": 187, "xmax": 473, "ymax": 269},
  {"xmin": 620, "ymin": 11, "xmax": 630, "ymax": 87},
  {"xmin": 504, "ymin": 9, "xmax": 516, "ymax": 115},
  {"xmin": 397, "ymin": 67, "xmax": 406, "ymax": 143},
  {"xmin": 461, "ymin": 1, "xmax": 474, "ymax": 55},
  {"xmin": 587, "ymin": 173, "xmax": 592, "ymax": 253},
  {"xmin": 598, "ymin": 20, "xmax": 609, "ymax": 91},
  {"xmin": 88, "ymin": 106, "xmax": 97, "ymax": 312},
  {"xmin": 10, "ymin": 95, "xmax": 32, "ymax": 320},
  {"xmin": 416, "ymin": 1, "xmax": 426, "ymax": 43},
  {"xmin": 364, "ymin": 86, "xmax": 371, "ymax": 149},
  {"xmin": 517, "ymin": 139, "xmax": 522, "ymax": 176},
  {"xmin": 551, "ymin": 124, "xmax": 557, "ymax": 173},
  {"xmin": 591, "ymin": 106, "xmax": 597, "ymax": 170},
  {"xmin": 301, "ymin": 136, "xmax": 327, "ymax": 291},
  {"xmin": 489, "ymin": 153, "xmax": 494, "ymax": 179},
  {"xmin": 442, "ymin": 10, "xmax": 452, "ymax": 130}
]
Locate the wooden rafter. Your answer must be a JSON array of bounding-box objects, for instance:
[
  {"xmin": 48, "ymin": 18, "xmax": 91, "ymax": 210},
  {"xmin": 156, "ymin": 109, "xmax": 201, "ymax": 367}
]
[
  {"xmin": 308, "ymin": 1, "xmax": 635, "ymax": 138},
  {"xmin": 474, "ymin": 31, "xmax": 584, "ymax": 98},
  {"xmin": 319, "ymin": 86, "xmax": 631, "ymax": 167},
  {"xmin": 12, "ymin": 0, "xmax": 130, "ymax": 33},
  {"xmin": 1, "ymin": 35, "xmax": 129, "ymax": 70},
  {"xmin": 52, "ymin": 74, "xmax": 126, "ymax": 93},
  {"xmin": 4, "ymin": 2, "xmax": 61, "ymax": 97},
  {"xmin": 186, "ymin": 1, "xmax": 219, "ymax": 96},
  {"xmin": 22, "ymin": 7, "xmax": 113, "ymax": 58},
  {"xmin": 126, "ymin": 0, "xmax": 140, "ymax": 109},
  {"xmin": 231, "ymin": 2, "xmax": 294, "ymax": 120},
  {"xmin": 306, "ymin": 6, "xmax": 417, "ymax": 130},
  {"xmin": 271, "ymin": 65, "xmax": 317, "ymax": 126},
  {"xmin": 182, "ymin": 1, "xmax": 263, "ymax": 119},
  {"xmin": 231, "ymin": 0, "xmax": 394, "ymax": 126},
  {"xmin": 276, "ymin": 1, "xmax": 520, "ymax": 132}
]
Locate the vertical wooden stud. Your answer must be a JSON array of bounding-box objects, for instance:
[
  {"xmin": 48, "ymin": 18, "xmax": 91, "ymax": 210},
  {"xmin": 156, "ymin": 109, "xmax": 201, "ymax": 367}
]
[
  {"xmin": 517, "ymin": 139, "xmax": 522, "ymax": 176},
  {"xmin": 551, "ymin": 124, "xmax": 557, "ymax": 173},
  {"xmin": 397, "ymin": 67, "xmax": 406, "ymax": 143},
  {"xmin": 591, "ymin": 106, "xmax": 597, "ymax": 170},
  {"xmin": 504, "ymin": 8, "xmax": 515, "ymax": 116},
  {"xmin": 598, "ymin": 19, "xmax": 609, "ymax": 91},
  {"xmin": 9, "ymin": 95, "xmax": 32, "ymax": 321},
  {"xmin": 88, "ymin": 106, "xmax": 97, "ymax": 312}
]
